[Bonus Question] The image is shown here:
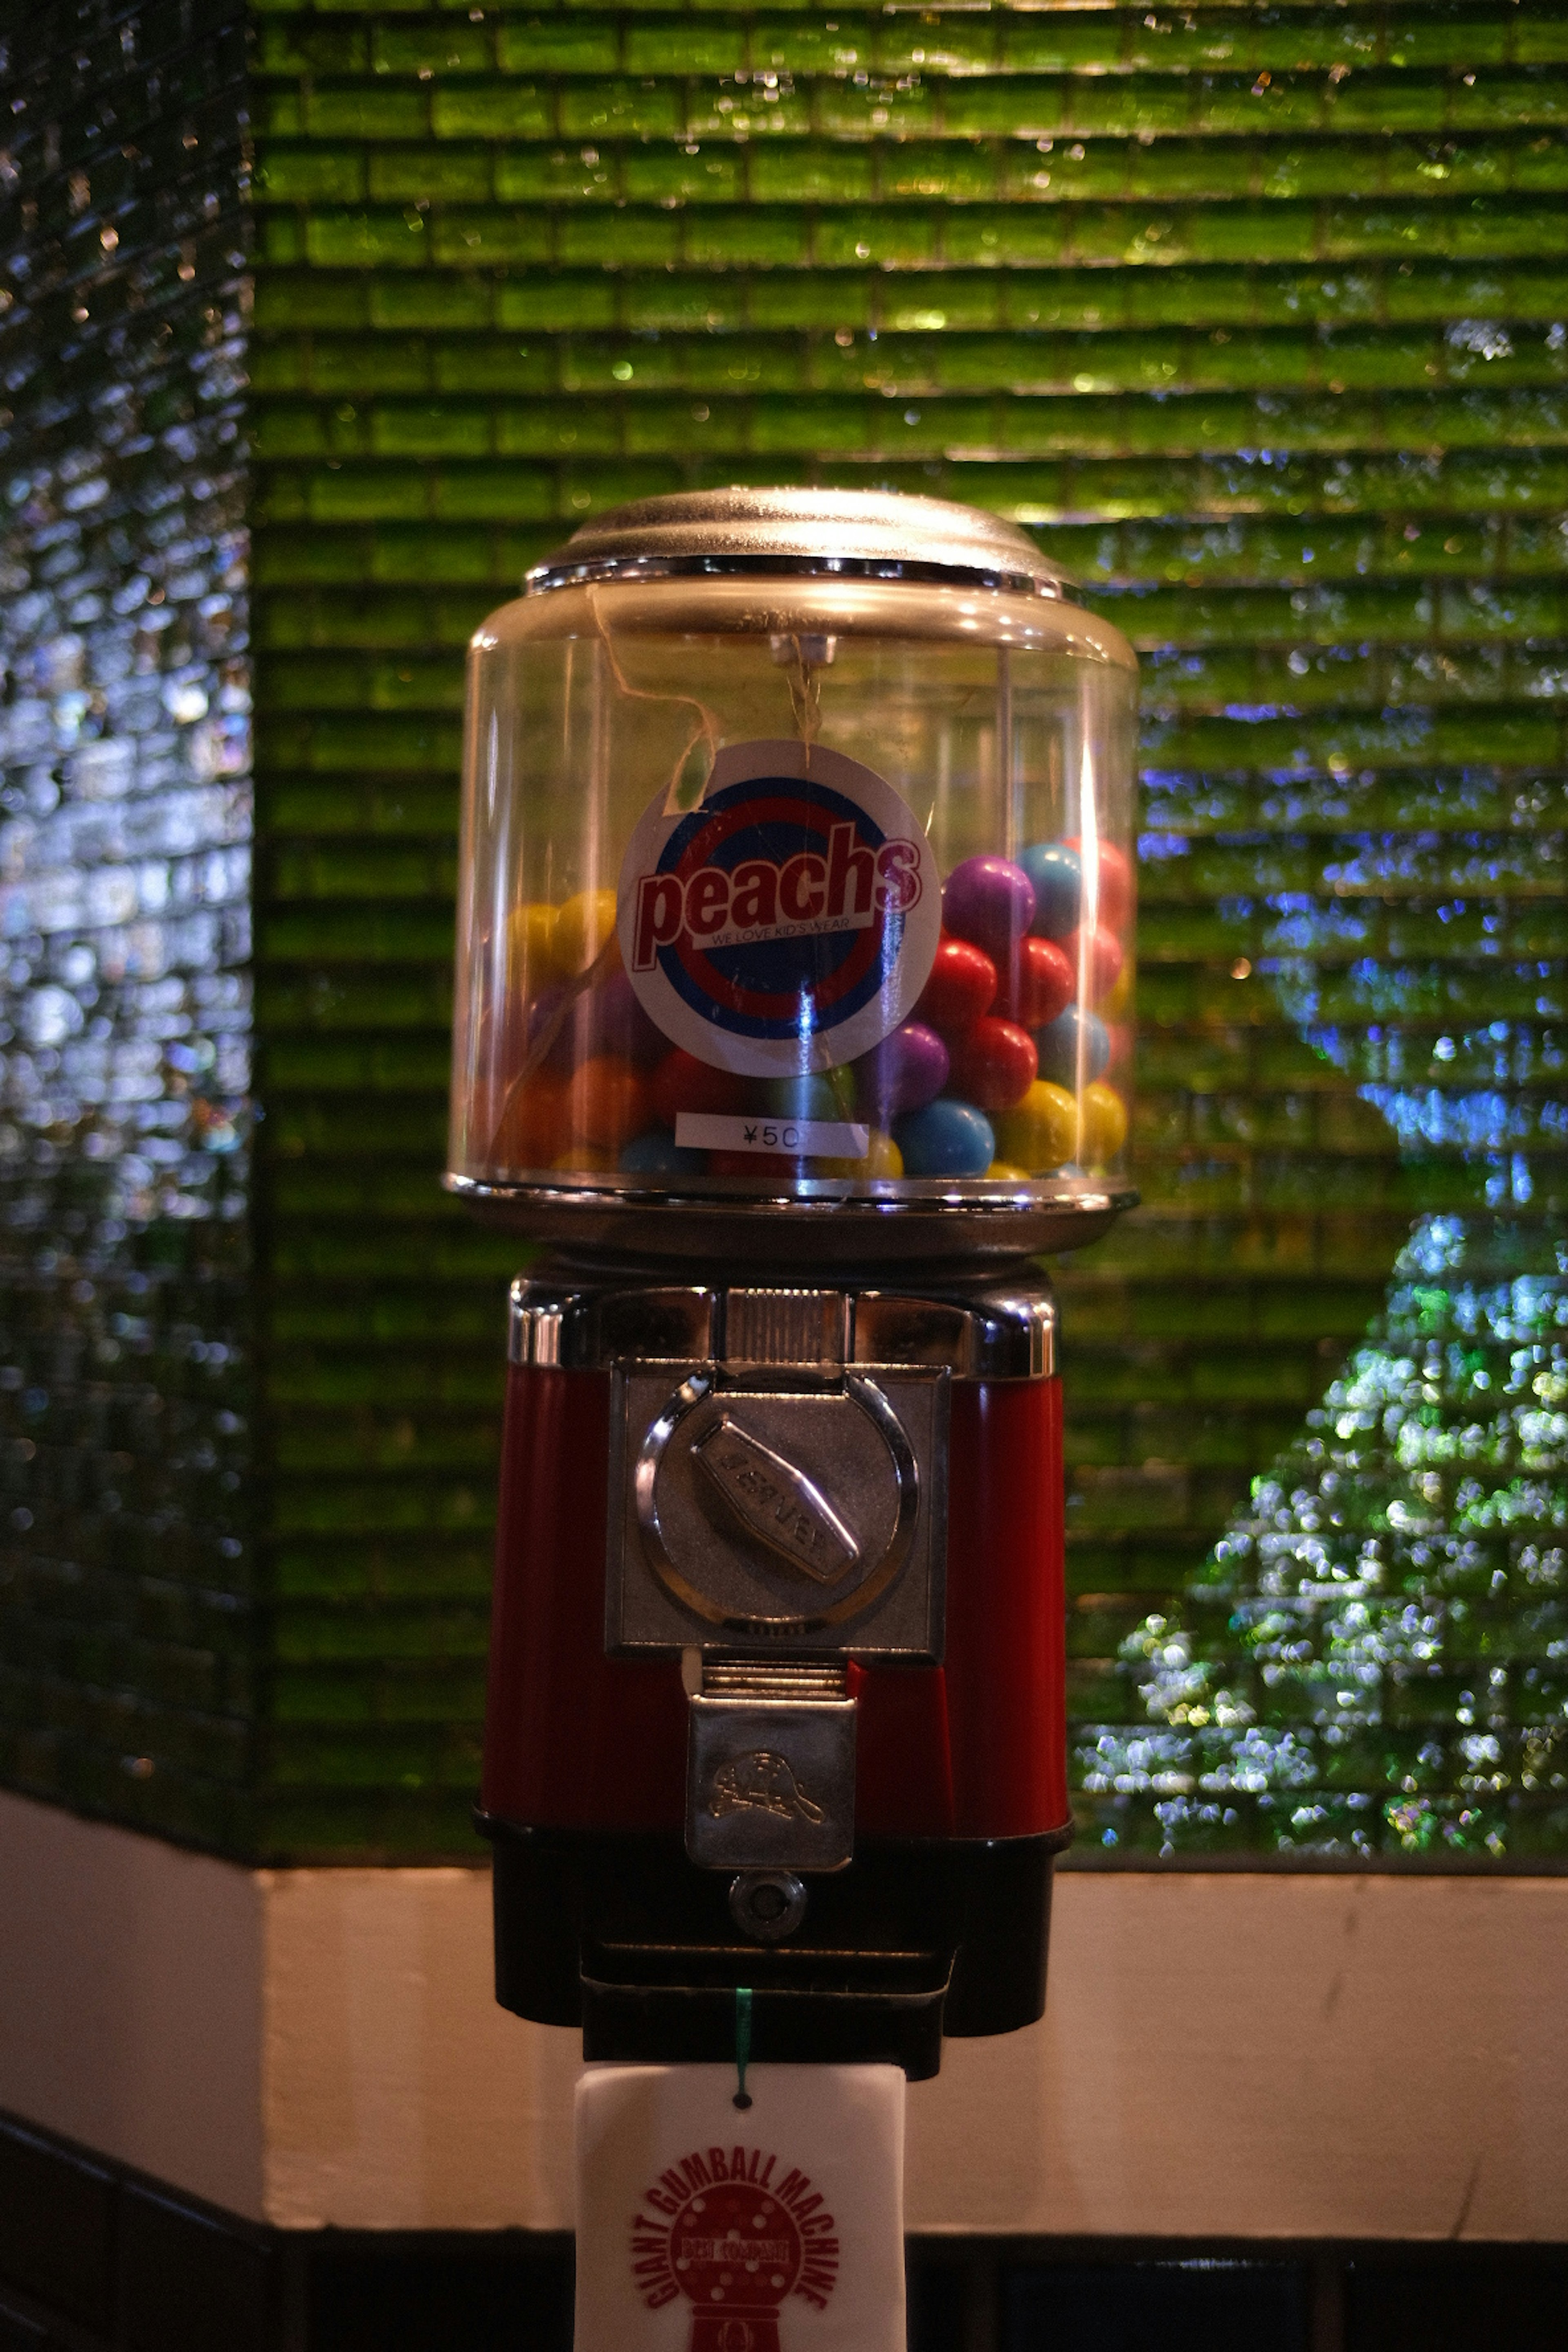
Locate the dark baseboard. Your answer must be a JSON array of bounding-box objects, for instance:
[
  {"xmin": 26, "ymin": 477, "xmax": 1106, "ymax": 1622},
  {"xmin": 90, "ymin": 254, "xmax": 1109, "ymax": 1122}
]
[{"xmin": 3, "ymin": 2108, "xmax": 1565, "ymax": 2352}]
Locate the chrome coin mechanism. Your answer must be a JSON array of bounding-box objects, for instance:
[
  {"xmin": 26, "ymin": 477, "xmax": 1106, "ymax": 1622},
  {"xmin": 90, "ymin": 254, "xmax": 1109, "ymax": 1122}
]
[{"xmin": 608, "ymin": 1363, "xmax": 946, "ymax": 1658}]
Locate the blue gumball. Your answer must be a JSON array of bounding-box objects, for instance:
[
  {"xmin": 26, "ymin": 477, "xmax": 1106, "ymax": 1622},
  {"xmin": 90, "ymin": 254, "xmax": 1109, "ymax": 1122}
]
[
  {"xmin": 619, "ymin": 1129, "xmax": 707, "ymax": 1177},
  {"xmin": 893, "ymin": 1096, "xmax": 996, "ymax": 1178},
  {"xmin": 1033, "ymin": 1007, "xmax": 1109, "ymax": 1086},
  {"xmin": 1020, "ymin": 842, "xmax": 1082, "ymax": 942}
]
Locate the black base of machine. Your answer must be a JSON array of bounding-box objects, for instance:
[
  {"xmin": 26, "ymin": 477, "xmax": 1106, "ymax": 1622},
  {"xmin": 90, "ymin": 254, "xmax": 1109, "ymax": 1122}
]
[{"xmin": 478, "ymin": 1815, "xmax": 1071, "ymax": 2082}]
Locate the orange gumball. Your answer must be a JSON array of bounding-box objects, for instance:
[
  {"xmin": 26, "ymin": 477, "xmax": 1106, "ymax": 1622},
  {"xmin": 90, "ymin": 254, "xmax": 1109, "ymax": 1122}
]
[
  {"xmin": 487, "ymin": 1072, "xmax": 568, "ymax": 1170},
  {"xmin": 567, "ymin": 1054, "xmax": 651, "ymax": 1149},
  {"xmin": 552, "ymin": 1145, "xmax": 619, "ymax": 1174}
]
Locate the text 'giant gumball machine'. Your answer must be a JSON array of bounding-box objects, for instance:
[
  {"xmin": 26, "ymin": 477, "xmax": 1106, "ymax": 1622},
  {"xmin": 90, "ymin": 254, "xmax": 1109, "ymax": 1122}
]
[{"xmin": 448, "ymin": 490, "xmax": 1138, "ymax": 2094}]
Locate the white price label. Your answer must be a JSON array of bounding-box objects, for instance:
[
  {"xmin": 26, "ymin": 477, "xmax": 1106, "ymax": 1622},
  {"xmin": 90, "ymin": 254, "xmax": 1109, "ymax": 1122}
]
[{"xmin": 675, "ymin": 1113, "xmax": 872, "ymax": 1159}]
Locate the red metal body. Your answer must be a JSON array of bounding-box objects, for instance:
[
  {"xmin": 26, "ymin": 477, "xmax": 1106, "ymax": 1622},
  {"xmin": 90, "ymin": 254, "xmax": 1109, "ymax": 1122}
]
[{"xmin": 483, "ymin": 1363, "xmax": 1069, "ymax": 1843}]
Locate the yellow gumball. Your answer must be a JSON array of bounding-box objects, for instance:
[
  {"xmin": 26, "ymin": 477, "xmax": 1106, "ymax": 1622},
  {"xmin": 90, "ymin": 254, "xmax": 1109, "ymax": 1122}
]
[
  {"xmin": 1078, "ymin": 1080, "xmax": 1128, "ymax": 1163},
  {"xmin": 985, "ymin": 1159, "xmax": 1031, "ymax": 1181},
  {"xmin": 819, "ymin": 1131, "xmax": 903, "ymax": 1179},
  {"xmin": 1099, "ymin": 956, "xmax": 1135, "ymax": 1020},
  {"xmin": 552, "ymin": 887, "xmax": 619, "ymax": 977},
  {"xmin": 508, "ymin": 900, "xmax": 559, "ymax": 981},
  {"xmin": 993, "ymin": 1080, "xmax": 1077, "ymax": 1174}
]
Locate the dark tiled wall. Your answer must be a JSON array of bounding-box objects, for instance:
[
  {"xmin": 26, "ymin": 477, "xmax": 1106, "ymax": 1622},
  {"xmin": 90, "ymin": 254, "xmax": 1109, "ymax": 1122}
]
[
  {"xmin": 0, "ymin": 4, "xmax": 258, "ymax": 1849},
  {"xmin": 2, "ymin": 3, "xmax": 1566, "ymax": 1862}
]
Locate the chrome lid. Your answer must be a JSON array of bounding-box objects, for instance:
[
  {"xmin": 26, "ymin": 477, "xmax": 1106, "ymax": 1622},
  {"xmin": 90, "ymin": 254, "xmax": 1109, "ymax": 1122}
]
[{"xmin": 526, "ymin": 487, "xmax": 1072, "ymax": 599}]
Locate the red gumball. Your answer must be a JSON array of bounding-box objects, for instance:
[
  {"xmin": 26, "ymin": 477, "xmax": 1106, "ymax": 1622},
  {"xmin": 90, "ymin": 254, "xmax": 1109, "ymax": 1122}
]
[
  {"xmin": 914, "ymin": 934, "xmax": 997, "ymax": 1033},
  {"xmin": 996, "ymin": 933, "xmax": 1074, "ymax": 1029},
  {"xmin": 709, "ymin": 1150, "xmax": 801, "ymax": 1177},
  {"xmin": 1065, "ymin": 923, "xmax": 1124, "ymax": 1004},
  {"xmin": 650, "ymin": 1048, "xmax": 748, "ymax": 1128},
  {"xmin": 947, "ymin": 1016, "xmax": 1038, "ymax": 1111},
  {"xmin": 1065, "ymin": 837, "xmax": 1133, "ymax": 931},
  {"xmin": 1105, "ymin": 1021, "xmax": 1134, "ymax": 1076}
]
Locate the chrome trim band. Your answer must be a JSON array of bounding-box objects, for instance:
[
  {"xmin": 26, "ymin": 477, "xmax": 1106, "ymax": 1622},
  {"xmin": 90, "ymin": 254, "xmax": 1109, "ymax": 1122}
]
[
  {"xmin": 524, "ymin": 550, "xmax": 1069, "ymax": 599},
  {"xmin": 448, "ymin": 1172, "xmax": 1134, "ymax": 1217},
  {"xmin": 508, "ymin": 1271, "xmax": 1057, "ymax": 1380}
]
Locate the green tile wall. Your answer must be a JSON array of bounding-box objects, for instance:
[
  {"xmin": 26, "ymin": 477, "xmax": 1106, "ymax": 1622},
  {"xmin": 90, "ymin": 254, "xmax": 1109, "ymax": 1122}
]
[{"xmin": 4, "ymin": 0, "xmax": 1565, "ymax": 1863}]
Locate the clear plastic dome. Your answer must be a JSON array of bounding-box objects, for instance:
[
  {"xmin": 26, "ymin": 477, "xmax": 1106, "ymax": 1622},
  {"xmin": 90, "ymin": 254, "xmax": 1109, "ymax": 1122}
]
[{"xmin": 447, "ymin": 492, "xmax": 1138, "ymax": 1261}]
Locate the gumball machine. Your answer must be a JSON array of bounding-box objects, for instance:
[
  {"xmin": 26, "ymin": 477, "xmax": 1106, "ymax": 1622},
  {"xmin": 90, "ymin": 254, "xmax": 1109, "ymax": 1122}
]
[{"xmin": 450, "ymin": 488, "xmax": 1137, "ymax": 2085}]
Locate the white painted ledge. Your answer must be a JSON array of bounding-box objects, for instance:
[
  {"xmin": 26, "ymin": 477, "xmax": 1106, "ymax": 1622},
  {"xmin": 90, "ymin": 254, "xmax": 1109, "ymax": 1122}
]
[{"xmin": 1, "ymin": 1787, "xmax": 1565, "ymax": 2240}]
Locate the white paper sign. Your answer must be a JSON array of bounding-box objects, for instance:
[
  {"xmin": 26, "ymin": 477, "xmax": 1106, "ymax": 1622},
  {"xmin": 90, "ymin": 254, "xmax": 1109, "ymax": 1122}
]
[
  {"xmin": 617, "ymin": 739, "xmax": 941, "ymax": 1078},
  {"xmin": 673, "ymin": 1114, "xmax": 872, "ymax": 1159},
  {"xmin": 574, "ymin": 2062, "xmax": 907, "ymax": 2352}
]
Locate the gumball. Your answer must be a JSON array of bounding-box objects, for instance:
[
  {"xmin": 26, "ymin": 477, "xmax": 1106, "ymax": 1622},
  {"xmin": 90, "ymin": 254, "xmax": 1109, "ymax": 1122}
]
[
  {"xmin": 582, "ymin": 964, "xmax": 666, "ymax": 1066},
  {"xmin": 543, "ymin": 982, "xmax": 655, "ymax": 1077},
  {"xmin": 1105, "ymin": 1020, "xmax": 1133, "ymax": 1076},
  {"xmin": 818, "ymin": 1129, "xmax": 903, "ymax": 1179},
  {"xmin": 892, "ymin": 1097, "xmax": 996, "ymax": 1178},
  {"xmin": 1065, "ymin": 837, "xmax": 1133, "ymax": 930},
  {"xmin": 523, "ymin": 985, "xmax": 565, "ymax": 1038},
  {"xmin": 986, "ymin": 1158, "xmax": 1031, "ymax": 1182},
  {"xmin": 993, "ymin": 1080, "xmax": 1078, "ymax": 1174},
  {"xmin": 758, "ymin": 1067, "xmax": 857, "ymax": 1123},
  {"xmin": 552, "ymin": 886, "xmax": 619, "ymax": 976},
  {"xmin": 566, "ymin": 1054, "xmax": 651, "ymax": 1148},
  {"xmin": 1064, "ymin": 923, "xmax": 1124, "ymax": 1004},
  {"xmin": 995, "ymin": 933, "xmax": 1074, "ymax": 1030},
  {"xmin": 710, "ymin": 1150, "xmax": 802, "ymax": 1177},
  {"xmin": 651, "ymin": 1049, "xmax": 749, "ymax": 1127},
  {"xmin": 1078, "ymin": 1080, "xmax": 1129, "ymax": 1162},
  {"xmin": 619, "ymin": 1129, "xmax": 707, "ymax": 1177},
  {"xmin": 508, "ymin": 900, "xmax": 559, "ymax": 978},
  {"xmin": 552, "ymin": 1144, "xmax": 619, "ymax": 1173},
  {"xmin": 487, "ymin": 1073, "xmax": 568, "ymax": 1169},
  {"xmin": 1033, "ymin": 1006, "xmax": 1110, "ymax": 1087},
  {"xmin": 914, "ymin": 934, "xmax": 996, "ymax": 1032},
  {"xmin": 853, "ymin": 1022, "xmax": 949, "ymax": 1123},
  {"xmin": 1020, "ymin": 842, "xmax": 1081, "ymax": 942},
  {"xmin": 523, "ymin": 984, "xmax": 576, "ymax": 1076},
  {"xmin": 946, "ymin": 1016, "xmax": 1038, "ymax": 1112},
  {"xmin": 941, "ymin": 856, "xmax": 1036, "ymax": 965},
  {"xmin": 1100, "ymin": 955, "xmax": 1135, "ymax": 1022}
]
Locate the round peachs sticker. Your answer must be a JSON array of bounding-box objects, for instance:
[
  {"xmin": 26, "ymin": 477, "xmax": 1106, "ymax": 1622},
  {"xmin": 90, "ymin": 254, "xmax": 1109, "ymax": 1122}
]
[{"xmin": 617, "ymin": 739, "xmax": 940, "ymax": 1077}]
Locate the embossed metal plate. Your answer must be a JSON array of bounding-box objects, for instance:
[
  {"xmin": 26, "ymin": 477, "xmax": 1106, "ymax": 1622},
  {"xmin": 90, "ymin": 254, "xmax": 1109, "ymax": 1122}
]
[{"xmin": 685, "ymin": 1693, "xmax": 856, "ymax": 1871}]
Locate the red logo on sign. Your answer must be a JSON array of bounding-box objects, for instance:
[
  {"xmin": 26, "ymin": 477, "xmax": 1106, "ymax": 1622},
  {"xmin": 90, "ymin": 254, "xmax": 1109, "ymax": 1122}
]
[
  {"xmin": 630, "ymin": 822, "xmax": 924, "ymax": 973},
  {"xmin": 630, "ymin": 2145, "xmax": 839, "ymax": 2352}
]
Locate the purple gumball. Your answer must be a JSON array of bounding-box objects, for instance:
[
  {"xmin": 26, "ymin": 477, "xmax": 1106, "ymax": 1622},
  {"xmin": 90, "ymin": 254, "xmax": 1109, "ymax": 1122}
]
[
  {"xmin": 523, "ymin": 984, "xmax": 578, "ymax": 1076},
  {"xmin": 590, "ymin": 964, "xmax": 667, "ymax": 1066},
  {"xmin": 942, "ymin": 855, "xmax": 1037, "ymax": 965},
  {"xmin": 535, "ymin": 968, "xmax": 666, "ymax": 1073},
  {"xmin": 854, "ymin": 1021, "xmax": 950, "ymax": 1123}
]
